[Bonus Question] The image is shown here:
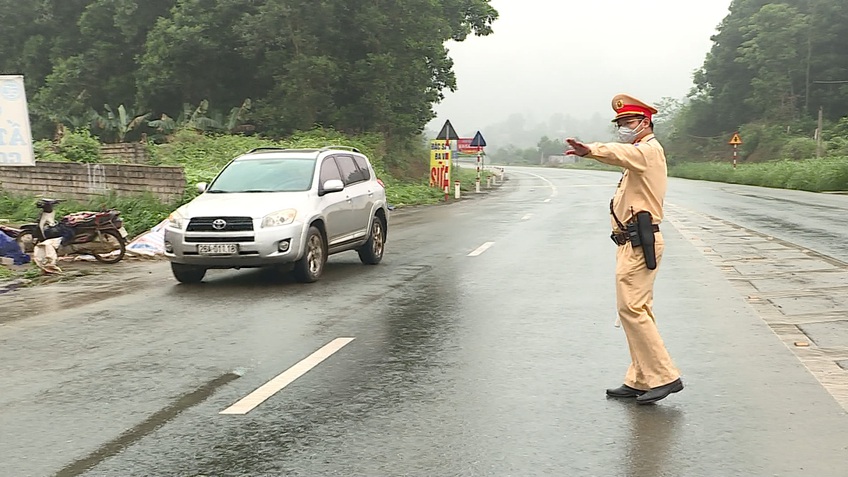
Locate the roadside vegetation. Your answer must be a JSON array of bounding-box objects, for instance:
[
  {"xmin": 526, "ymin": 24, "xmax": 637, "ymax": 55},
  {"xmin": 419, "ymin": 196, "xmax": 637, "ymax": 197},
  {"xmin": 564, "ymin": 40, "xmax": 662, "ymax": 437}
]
[
  {"xmin": 0, "ymin": 191, "xmax": 173, "ymax": 238},
  {"xmin": 668, "ymin": 157, "xmax": 848, "ymax": 192}
]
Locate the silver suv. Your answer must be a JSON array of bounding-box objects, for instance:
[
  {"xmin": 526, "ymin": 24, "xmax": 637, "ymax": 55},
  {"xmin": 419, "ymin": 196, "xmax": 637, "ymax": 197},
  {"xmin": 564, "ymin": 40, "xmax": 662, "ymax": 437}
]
[{"xmin": 163, "ymin": 146, "xmax": 388, "ymax": 283}]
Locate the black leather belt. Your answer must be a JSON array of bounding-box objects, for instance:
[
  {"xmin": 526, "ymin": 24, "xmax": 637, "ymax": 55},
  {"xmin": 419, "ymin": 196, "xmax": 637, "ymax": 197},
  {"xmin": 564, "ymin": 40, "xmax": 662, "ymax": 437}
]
[{"xmin": 611, "ymin": 224, "xmax": 659, "ymax": 246}]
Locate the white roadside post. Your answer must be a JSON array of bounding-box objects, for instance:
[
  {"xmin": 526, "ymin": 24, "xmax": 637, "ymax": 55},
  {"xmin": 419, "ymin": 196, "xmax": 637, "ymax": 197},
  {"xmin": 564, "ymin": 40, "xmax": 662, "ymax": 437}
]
[
  {"xmin": 475, "ymin": 152, "xmax": 482, "ymax": 193},
  {"xmin": 454, "ymin": 180, "xmax": 461, "ymax": 199}
]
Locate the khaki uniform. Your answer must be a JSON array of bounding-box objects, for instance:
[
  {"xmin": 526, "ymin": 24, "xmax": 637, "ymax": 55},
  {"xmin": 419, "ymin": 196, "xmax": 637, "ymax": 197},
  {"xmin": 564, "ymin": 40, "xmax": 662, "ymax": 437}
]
[{"xmin": 587, "ymin": 133, "xmax": 680, "ymax": 390}]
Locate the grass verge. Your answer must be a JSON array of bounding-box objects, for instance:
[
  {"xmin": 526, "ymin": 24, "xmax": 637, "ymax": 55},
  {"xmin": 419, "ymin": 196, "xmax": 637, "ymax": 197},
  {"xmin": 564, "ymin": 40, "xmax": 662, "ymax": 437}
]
[
  {"xmin": 0, "ymin": 193, "xmax": 174, "ymax": 238},
  {"xmin": 669, "ymin": 157, "xmax": 848, "ymax": 192}
]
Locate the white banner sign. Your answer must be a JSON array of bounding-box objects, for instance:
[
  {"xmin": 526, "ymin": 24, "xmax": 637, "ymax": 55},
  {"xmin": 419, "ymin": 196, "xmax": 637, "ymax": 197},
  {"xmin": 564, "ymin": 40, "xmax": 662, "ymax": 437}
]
[{"xmin": 0, "ymin": 75, "xmax": 35, "ymax": 166}]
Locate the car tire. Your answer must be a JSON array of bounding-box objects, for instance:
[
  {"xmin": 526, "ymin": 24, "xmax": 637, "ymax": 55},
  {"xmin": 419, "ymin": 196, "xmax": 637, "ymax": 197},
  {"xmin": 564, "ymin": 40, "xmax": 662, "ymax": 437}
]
[
  {"xmin": 357, "ymin": 215, "xmax": 385, "ymax": 265},
  {"xmin": 171, "ymin": 263, "xmax": 207, "ymax": 283},
  {"xmin": 293, "ymin": 226, "xmax": 326, "ymax": 283}
]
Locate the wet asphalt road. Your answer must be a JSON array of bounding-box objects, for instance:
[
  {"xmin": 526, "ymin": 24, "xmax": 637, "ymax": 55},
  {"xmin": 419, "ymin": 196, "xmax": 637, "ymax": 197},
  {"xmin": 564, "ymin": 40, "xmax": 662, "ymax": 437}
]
[{"xmin": 2, "ymin": 166, "xmax": 848, "ymax": 477}]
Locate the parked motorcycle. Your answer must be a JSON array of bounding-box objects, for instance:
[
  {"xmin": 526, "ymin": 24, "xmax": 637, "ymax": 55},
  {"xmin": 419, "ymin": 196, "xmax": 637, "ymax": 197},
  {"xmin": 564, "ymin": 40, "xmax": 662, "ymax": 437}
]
[{"xmin": 16, "ymin": 199, "xmax": 129, "ymax": 264}]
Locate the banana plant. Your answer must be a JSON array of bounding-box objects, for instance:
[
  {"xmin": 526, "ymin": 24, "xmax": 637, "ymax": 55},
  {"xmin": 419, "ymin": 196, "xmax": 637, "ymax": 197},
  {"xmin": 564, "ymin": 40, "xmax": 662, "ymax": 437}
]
[
  {"xmin": 148, "ymin": 99, "xmax": 253, "ymax": 138},
  {"xmin": 148, "ymin": 113, "xmax": 176, "ymax": 135},
  {"xmin": 92, "ymin": 104, "xmax": 151, "ymax": 142},
  {"xmin": 226, "ymin": 98, "xmax": 252, "ymax": 133},
  {"xmin": 183, "ymin": 100, "xmax": 221, "ymax": 131}
]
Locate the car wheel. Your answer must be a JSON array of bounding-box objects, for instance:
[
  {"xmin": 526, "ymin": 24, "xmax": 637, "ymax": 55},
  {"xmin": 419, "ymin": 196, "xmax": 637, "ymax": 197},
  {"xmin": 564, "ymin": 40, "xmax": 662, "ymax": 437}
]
[
  {"xmin": 357, "ymin": 215, "xmax": 385, "ymax": 265},
  {"xmin": 171, "ymin": 263, "xmax": 207, "ymax": 283},
  {"xmin": 294, "ymin": 226, "xmax": 326, "ymax": 283}
]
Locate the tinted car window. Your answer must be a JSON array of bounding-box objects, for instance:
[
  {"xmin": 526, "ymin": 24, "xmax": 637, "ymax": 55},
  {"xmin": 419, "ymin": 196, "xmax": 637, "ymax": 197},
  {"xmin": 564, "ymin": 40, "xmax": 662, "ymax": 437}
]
[
  {"xmin": 336, "ymin": 155, "xmax": 364, "ymax": 185},
  {"xmin": 320, "ymin": 157, "xmax": 343, "ymax": 184},
  {"xmin": 353, "ymin": 156, "xmax": 371, "ymax": 181}
]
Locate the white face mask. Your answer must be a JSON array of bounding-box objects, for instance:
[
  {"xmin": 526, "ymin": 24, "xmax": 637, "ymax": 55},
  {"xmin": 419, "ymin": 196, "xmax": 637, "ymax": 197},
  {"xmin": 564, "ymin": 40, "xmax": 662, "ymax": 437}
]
[{"xmin": 617, "ymin": 120, "xmax": 646, "ymax": 143}]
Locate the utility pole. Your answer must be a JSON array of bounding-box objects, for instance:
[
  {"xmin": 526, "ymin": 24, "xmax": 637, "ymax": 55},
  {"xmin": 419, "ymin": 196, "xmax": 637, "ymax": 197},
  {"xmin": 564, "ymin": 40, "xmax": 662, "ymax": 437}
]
[{"xmin": 816, "ymin": 105, "xmax": 823, "ymax": 158}]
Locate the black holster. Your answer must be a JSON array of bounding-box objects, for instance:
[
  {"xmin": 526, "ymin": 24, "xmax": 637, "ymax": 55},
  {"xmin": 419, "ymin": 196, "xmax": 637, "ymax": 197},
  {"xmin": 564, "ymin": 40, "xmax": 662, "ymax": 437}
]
[{"xmin": 625, "ymin": 211, "xmax": 658, "ymax": 270}]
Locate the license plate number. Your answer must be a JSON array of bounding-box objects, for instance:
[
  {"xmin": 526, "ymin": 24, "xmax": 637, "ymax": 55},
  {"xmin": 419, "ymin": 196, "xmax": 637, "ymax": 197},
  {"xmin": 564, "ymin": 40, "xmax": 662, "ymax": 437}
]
[
  {"xmin": 118, "ymin": 227, "xmax": 129, "ymax": 238},
  {"xmin": 198, "ymin": 244, "xmax": 238, "ymax": 255}
]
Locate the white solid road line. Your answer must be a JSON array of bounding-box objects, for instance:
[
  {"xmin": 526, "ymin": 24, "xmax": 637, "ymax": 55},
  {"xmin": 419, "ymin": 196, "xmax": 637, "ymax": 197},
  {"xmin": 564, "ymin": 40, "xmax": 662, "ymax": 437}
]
[
  {"xmin": 504, "ymin": 169, "xmax": 559, "ymax": 199},
  {"xmin": 468, "ymin": 242, "xmax": 495, "ymax": 257},
  {"xmin": 220, "ymin": 337, "xmax": 355, "ymax": 415}
]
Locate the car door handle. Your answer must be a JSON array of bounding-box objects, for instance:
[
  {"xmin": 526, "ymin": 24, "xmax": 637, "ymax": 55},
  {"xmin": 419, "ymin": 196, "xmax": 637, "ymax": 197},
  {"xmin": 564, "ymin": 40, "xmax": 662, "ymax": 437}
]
[
  {"xmin": 346, "ymin": 196, "xmax": 352, "ymax": 203},
  {"xmin": 367, "ymin": 190, "xmax": 373, "ymax": 197}
]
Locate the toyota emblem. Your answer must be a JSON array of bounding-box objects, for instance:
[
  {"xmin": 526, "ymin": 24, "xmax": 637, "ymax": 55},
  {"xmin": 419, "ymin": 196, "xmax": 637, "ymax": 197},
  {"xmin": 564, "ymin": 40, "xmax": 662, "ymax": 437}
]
[{"xmin": 212, "ymin": 219, "xmax": 227, "ymax": 230}]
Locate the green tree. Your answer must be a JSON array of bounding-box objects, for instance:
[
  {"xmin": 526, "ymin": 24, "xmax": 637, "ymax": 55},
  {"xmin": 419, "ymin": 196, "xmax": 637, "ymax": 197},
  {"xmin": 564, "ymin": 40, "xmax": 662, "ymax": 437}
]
[
  {"xmin": 27, "ymin": 1, "xmax": 175, "ymax": 136},
  {"xmin": 236, "ymin": 0, "xmax": 497, "ymax": 138},
  {"xmin": 2, "ymin": 0, "xmax": 499, "ymax": 152},
  {"xmin": 136, "ymin": 0, "xmax": 259, "ymax": 117},
  {"xmin": 736, "ymin": 4, "xmax": 809, "ymax": 120},
  {"xmin": 670, "ymin": 0, "xmax": 848, "ymax": 161},
  {"xmin": 537, "ymin": 136, "xmax": 567, "ymax": 158}
]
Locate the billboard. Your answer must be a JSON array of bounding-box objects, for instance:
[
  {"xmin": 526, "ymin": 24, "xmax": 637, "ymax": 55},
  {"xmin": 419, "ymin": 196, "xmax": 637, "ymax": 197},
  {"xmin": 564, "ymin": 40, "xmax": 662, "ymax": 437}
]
[
  {"xmin": 429, "ymin": 140, "xmax": 451, "ymax": 188},
  {"xmin": 0, "ymin": 75, "xmax": 35, "ymax": 166},
  {"xmin": 456, "ymin": 138, "xmax": 482, "ymax": 155}
]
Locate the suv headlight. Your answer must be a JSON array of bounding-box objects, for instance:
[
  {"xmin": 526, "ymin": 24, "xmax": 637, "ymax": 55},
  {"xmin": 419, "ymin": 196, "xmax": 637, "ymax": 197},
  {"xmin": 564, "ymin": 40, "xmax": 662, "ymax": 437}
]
[
  {"xmin": 168, "ymin": 208, "xmax": 186, "ymax": 229},
  {"xmin": 262, "ymin": 209, "xmax": 297, "ymax": 228}
]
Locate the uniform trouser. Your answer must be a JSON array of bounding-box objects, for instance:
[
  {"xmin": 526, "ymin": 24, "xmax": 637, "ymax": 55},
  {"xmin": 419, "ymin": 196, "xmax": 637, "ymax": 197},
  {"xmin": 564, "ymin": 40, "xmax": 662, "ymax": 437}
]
[{"xmin": 615, "ymin": 233, "xmax": 679, "ymax": 390}]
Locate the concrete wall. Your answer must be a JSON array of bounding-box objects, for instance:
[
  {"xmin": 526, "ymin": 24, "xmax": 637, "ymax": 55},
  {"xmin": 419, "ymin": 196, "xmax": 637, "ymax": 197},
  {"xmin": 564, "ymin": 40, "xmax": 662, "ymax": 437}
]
[
  {"xmin": 99, "ymin": 143, "xmax": 150, "ymax": 164},
  {"xmin": 0, "ymin": 162, "xmax": 185, "ymax": 204}
]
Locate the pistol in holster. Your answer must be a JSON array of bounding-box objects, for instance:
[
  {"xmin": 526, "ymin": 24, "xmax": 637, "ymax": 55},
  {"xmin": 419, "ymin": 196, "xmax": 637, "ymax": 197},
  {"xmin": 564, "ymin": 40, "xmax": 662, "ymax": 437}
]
[{"xmin": 625, "ymin": 211, "xmax": 658, "ymax": 270}]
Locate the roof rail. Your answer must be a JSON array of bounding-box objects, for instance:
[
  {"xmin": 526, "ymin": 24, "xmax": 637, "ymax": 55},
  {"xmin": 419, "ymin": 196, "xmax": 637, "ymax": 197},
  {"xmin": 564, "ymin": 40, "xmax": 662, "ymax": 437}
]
[
  {"xmin": 320, "ymin": 145, "xmax": 361, "ymax": 153},
  {"xmin": 246, "ymin": 147, "xmax": 321, "ymax": 154},
  {"xmin": 246, "ymin": 147, "xmax": 289, "ymax": 153}
]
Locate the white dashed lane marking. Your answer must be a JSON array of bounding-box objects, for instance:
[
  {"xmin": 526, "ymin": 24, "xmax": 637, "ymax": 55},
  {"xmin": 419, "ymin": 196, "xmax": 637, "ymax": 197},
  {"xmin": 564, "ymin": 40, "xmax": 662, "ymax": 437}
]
[
  {"xmin": 468, "ymin": 242, "xmax": 495, "ymax": 257},
  {"xmin": 220, "ymin": 337, "xmax": 355, "ymax": 415}
]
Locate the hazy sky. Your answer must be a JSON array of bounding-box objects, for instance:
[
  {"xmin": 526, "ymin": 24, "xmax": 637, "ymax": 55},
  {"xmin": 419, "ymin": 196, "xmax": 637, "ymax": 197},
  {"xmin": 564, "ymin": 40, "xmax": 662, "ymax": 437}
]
[{"xmin": 428, "ymin": 0, "xmax": 733, "ymax": 137}]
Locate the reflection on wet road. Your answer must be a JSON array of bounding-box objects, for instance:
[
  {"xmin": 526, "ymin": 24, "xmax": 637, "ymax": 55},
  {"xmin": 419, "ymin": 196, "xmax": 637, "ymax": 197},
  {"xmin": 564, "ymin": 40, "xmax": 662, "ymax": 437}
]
[{"xmin": 1, "ymin": 168, "xmax": 847, "ymax": 476}]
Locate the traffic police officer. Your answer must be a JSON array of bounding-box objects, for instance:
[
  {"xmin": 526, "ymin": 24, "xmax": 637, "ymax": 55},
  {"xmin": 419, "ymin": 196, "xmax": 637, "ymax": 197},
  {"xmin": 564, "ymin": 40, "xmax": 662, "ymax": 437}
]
[{"xmin": 566, "ymin": 94, "xmax": 683, "ymax": 404}]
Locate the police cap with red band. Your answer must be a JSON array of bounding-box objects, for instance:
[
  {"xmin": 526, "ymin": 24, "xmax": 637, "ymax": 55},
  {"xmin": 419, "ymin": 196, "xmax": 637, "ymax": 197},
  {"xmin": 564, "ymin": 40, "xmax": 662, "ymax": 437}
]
[{"xmin": 611, "ymin": 94, "xmax": 658, "ymax": 122}]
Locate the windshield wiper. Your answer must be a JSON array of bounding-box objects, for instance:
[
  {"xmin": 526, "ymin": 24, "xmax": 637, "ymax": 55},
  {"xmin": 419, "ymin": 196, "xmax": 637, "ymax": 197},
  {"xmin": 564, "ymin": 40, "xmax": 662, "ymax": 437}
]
[{"xmin": 205, "ymin": 189, "xmax": 230, "ymax": 193}]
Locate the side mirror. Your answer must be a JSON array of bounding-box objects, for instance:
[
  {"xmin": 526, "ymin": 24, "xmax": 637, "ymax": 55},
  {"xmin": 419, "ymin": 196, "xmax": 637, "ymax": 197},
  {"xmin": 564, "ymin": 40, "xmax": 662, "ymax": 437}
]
[
  {"xmin": 196, "ymin": 182, "xmax": 207, "ymax": 193},
  {"xmin": 320, "ymin": 179, "xmax": 345, "ymax": 195}
]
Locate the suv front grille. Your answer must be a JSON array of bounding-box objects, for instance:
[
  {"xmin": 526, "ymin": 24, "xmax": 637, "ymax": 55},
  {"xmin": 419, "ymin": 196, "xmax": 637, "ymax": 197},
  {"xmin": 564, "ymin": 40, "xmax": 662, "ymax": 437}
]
[
  {"xmin": 187, "ymin": 217, "xmax": 254, "ymax": 232},
  {"xmin": 184, "ymin": 235, "xmax": 255, "ymax": 243}
]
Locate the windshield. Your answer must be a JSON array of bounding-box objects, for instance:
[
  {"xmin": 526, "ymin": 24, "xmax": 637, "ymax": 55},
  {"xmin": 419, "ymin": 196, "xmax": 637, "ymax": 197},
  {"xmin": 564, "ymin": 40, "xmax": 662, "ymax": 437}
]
[{"xmin": 207, "ymin": 158, "xmax": 317, "ymax": 193}]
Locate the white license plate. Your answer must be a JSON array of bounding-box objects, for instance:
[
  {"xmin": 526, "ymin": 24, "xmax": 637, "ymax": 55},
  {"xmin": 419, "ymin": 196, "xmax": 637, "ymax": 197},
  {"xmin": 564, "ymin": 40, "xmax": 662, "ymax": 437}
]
[
  {"xmin": 198, "ymin": 244, "xmax": 238, "ymax": 255},
  {"xmin": 118, "ymin": 227, "xmax": 129, "ymax": 238}
]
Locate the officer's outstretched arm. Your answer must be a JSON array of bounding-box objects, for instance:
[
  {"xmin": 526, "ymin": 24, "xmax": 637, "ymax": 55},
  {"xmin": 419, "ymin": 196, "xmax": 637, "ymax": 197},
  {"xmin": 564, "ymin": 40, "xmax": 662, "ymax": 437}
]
[{"xmin": 586, "ymin": 142, "xmax": 648, "ymax": 172}]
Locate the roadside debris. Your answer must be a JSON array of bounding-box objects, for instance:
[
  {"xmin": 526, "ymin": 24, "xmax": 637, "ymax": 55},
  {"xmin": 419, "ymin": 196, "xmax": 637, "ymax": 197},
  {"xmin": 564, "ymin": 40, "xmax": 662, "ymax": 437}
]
[
  {"xmin": 125, "ymin": 219, "xmax": 168, "ymax": 257},
  {"xmin": 33, "ymin": 237, "xmax": 64, "ymax": 274},
  {"xmin": 0, "ymin": 226, "xmax": 31, "ymax": 266}
]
